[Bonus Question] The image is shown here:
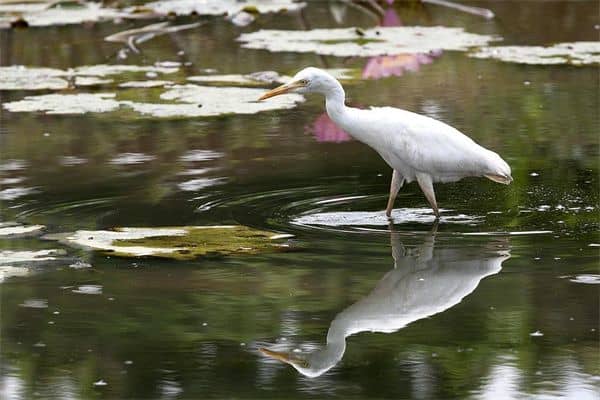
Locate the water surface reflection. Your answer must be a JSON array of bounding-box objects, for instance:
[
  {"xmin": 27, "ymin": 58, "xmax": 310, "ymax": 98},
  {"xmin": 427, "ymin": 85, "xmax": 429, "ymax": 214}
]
[{"xmin": 261, "ymin": 227, "xmax": 510, "ymax": 377}]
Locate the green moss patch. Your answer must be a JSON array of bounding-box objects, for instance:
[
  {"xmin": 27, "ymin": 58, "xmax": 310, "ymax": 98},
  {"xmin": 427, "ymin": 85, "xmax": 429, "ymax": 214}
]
[{"xmin": 45, "ymin": 225, "xmax": 294, "ymax": 260}]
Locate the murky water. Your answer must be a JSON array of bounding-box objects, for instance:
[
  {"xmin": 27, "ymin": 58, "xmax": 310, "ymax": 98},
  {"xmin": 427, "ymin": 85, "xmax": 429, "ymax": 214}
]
[{"xmin": 1, "ymin": 1, "xmax": 598, "ymax": 399}]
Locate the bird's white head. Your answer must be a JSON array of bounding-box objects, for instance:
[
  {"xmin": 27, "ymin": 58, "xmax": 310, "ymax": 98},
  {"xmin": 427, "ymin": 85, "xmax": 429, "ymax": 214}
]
[{"xmin": 259, "ymin": 67, "xmax": 343, "ymax": 101}]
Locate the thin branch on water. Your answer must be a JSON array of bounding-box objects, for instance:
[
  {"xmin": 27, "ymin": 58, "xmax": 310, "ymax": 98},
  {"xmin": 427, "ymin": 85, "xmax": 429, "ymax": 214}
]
[{"xmin": 422, "ymin": 0, "xmax": 495, "ymax": 19}]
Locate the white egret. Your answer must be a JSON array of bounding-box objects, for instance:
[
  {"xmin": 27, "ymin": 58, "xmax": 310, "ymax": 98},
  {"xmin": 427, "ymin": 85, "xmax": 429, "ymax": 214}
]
[
  {"xmin": 259, "ymin": 67, "xmax": 512, "ymax": 219},
  {"xmin": 260, "ymin": 228, "xmax": 510, "ymax": 377}
]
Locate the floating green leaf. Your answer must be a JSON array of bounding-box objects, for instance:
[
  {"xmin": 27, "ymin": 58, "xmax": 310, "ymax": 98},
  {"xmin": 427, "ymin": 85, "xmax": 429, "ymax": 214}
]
[
  {"xmin": 44, "ymin": 225, "xmax": 294, "ymax": 260},
  {"xmin": 470, "ymin": 42, "xmax": 600, "ymax": 65},
  {"xmin": 142, "ymin": 0, "xmax": 305, "ymax": 17},
  {"xmin": 238, "ymin": 26, "xmax": 500, "ymax": 57}
]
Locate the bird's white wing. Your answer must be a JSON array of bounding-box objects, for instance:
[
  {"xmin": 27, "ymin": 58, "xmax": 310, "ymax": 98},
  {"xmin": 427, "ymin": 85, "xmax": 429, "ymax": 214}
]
[{"xmin": 349, "ymin": 106, "xmax": 510, "ymax": 182}]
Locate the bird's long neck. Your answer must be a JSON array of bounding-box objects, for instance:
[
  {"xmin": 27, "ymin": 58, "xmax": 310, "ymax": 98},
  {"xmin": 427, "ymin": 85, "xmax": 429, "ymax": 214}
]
[
  {"xmin": 324, "ymin": 81, "xmax": 348, "ymax": 124},
  {"xmin": 324, "ymin": 80, "xmax": 377, "ymax": 148}
]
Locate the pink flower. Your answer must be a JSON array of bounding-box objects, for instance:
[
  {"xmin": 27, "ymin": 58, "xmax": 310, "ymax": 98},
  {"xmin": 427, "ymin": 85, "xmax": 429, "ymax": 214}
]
[
  {"xmin": 361, "ymin": 7, "xmax": 442, "ymax": 80},
  {"xmin": 381, "ymin": 7, "xmax": 401, "ymax": 27},
  {"xmin": 308, "ymin": 113, "xmax": 352, "ymax": 143},
  {"xmin": 362, "ymin": 51, "xmax": 441, "ymax": 79}
]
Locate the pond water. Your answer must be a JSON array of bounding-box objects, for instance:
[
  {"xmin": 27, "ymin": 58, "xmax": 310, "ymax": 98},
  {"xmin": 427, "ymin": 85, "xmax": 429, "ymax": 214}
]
[{"xmin": 0, "ymin": 1, "xmax": 598, "ymax": 399}]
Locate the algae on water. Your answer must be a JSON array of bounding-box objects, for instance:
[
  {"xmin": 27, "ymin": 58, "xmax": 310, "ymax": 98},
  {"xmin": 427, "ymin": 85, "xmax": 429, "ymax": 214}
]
[{"xmin": 45, "ymin": 226, "xmax": 294, "ymax": 260}]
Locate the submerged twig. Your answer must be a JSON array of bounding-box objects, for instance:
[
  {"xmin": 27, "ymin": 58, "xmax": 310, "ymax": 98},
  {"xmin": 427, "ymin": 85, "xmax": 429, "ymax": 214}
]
[
  {"xmin": 422, "ymin": 0, "xmax": 494, "ymax": 19},
  {"xmin": 105, "ymin": 21, "xmax": 203, "ymax": 54}
]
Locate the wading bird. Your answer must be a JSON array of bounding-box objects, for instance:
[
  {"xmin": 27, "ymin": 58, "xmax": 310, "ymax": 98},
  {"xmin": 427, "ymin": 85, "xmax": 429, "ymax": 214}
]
[
  {"xmin": 260, "ymin": 227, "xmax": 510, "ymax": 377},
  {"xmin": 259, "ymin": 67, "xmax": 512, "ymax": 219}
]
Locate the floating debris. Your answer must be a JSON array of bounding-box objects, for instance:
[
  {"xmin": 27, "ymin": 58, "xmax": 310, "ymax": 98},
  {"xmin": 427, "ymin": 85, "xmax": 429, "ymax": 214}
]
[
  {"xmin": 45, "ymin": 225, "xmax": 294, "ymax": 260},
  {"xmin": 238, "ymin": 26, "xmax": 500, "ymax": 57},
  {"xmin": 0, "ymin": 222, "xmax": 45, "ymax": 238},
  {"xmin": 0, "ymin": 159, "xmax": 27, "ymax": 171},
  {"xmin": 179, "ymin": 149, "xmax": 224, "ymax": 162},
  {"xmin": 0, "ymin": 266, "xmax": 29, "ymax": 282},
  {"xmin": 19, "ymin": 298, "xmax": 48, "ymax": 308},
  {"xmin": 0, "ymin": 249, "xmax": 64, "ymax": 264},
  {"xmin": 470, "ymin": 42, "xmax": 600, "ymax": 65},
  {"xmin": 72, "ymin": 285, "xmax": 103, "ymax": 295},
  {"xmin": 0, "ymin": 186, "xmax": 37, "ymax": 200},
  {"xmin": 59, "ymin": 156, "xmax": 88, "ymax": 166},
  {"xmin": 292, "ymin": 208, "xmax": 481, "ymax": 227},
  {"xmin": 567, "ymin": 275, "xmax": 600, "ymax": 285},
  {"xmin": 178, "ymin": 177, "xmax": 226, "ymax": 192},
  {"xmin": 530, "ymin": 330, "xmax": 544, "ymax": 337},
  {"xmin": 93, "ymin": 379, "xmax": 108, "ymax": 386},
  {"xmin": 228, "ymin": 11, "xmax": 255, "ymax": 27},
  {"xmin": 109, "ymin": 152, "xmax": 156, "ymax": 165},
  {"xmin": 69, "ymin": 260, "xmax": 92, "ymax": 269}
]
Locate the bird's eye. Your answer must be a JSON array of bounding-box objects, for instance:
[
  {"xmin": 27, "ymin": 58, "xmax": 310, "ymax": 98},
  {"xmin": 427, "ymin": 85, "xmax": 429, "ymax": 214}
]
[{"xmin": 300, "ymin": 79, "xmax": 308, "ymax": 85}]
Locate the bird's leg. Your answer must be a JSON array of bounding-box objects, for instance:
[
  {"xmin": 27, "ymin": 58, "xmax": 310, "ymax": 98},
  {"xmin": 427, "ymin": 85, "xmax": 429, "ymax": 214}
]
[
  {"xmin": 416, "ymin": 173, "xmax": 440, "ymax": 220},
  {"xmin": 385, "ymin": 170, "xmax": 403, "ymax": 219}
]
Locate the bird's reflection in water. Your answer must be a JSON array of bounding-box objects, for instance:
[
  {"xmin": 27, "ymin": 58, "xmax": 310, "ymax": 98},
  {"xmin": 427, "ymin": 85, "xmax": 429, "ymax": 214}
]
[{"xmin": 260, "ymin": 226, "xmax": 510, "ymax": 378}]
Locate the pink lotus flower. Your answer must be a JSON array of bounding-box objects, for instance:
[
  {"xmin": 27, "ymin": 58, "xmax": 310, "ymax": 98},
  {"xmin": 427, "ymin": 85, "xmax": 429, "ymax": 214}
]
[
  {"xmin": 362, "ymin": 50, "xmax": 442, "ymax": 79},
  {"xmin": 308, "ymin": 113, "xmax": 352, "ymax": 143},
  {"xmin": 362, "ymin": 7, "xmax": 442, "ymax": 79}
]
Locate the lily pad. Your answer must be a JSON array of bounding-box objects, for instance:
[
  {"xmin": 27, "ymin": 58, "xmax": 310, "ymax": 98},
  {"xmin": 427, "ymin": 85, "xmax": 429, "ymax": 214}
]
[
  {"xmin": 105, "ymin": 21, "xmax": 202, "ymax": 53},
  {"xmin": 72, "ymin": 64, "xmax": 179, "ymax": 77},
  {"xmin": 44, "ymin": 225, "xmax": 294, "ymax": 260},
  {"xmin": 142, "ymin": 0, "xmax": 305, "ymax": 17},
  {"xmin": 0, "ymin": 249, "xmax": 64, "ymax": 264},
  {"xmin": 118, "ymin": 80, "xmax": 173, "ymax": 88},
  {"xmin": 3, "ymin": 93, "xmax": 121, "ymax": 114},
  {"xmin": 0, "ymin": 2, "xmax": 122, "ymax": 27},
  {"xmin": 238, "ymin": 26, "xmax": 500, "ymax": 57},
  {"xmin": 4, "ymin": 83, "xmax": 304, "ymax": 117},
  {"xmin": 187, "ymin": 73, "xmax": 287, "ymax": 86},
  {"xmin": 160, "ymin": 84, "xmax": 303, "ymax": 115},
  {"xmin": 0, "ymin": 65, "xmax": 178, "ymax": 91},
  {"xmin": 0, "ymin": 222, "xmax": 45, "ymax": 238},
  {"xmin": 187, "ymin": 69, "xmax": 358, "ymax": 87},
  {"xmin": 469, "ymin": 42, "xmax": 600, "ymax": 65},
  {"xmin": 0, "ymin": 66, "xmax": 68, "ymax": 90}
]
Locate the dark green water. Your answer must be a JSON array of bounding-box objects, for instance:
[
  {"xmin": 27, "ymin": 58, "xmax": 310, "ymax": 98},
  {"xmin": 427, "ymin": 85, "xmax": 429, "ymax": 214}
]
[{"xmin": 0, "ymin": 1, "xmax": 598, "ymax": 399}]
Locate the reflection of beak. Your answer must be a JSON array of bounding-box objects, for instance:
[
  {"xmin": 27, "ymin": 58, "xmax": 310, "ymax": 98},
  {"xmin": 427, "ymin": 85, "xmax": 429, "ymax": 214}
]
[
  {"xmin": 258, "ymin": 81, "xmax": 304, "ymax": 101},
  {"xmin": 259, "ymin": 347, "xmax": 292, "ymax": 364}
]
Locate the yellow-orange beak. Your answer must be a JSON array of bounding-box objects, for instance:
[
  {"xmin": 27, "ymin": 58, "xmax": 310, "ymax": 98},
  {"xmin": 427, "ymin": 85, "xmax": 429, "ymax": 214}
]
[
  {"xmin": 259, "ymin": 347, "xmax": 292, "ymax": 364},
  {"xmin": 258, "ymin": 81, "xmax": 304, "ymax": 101}
]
